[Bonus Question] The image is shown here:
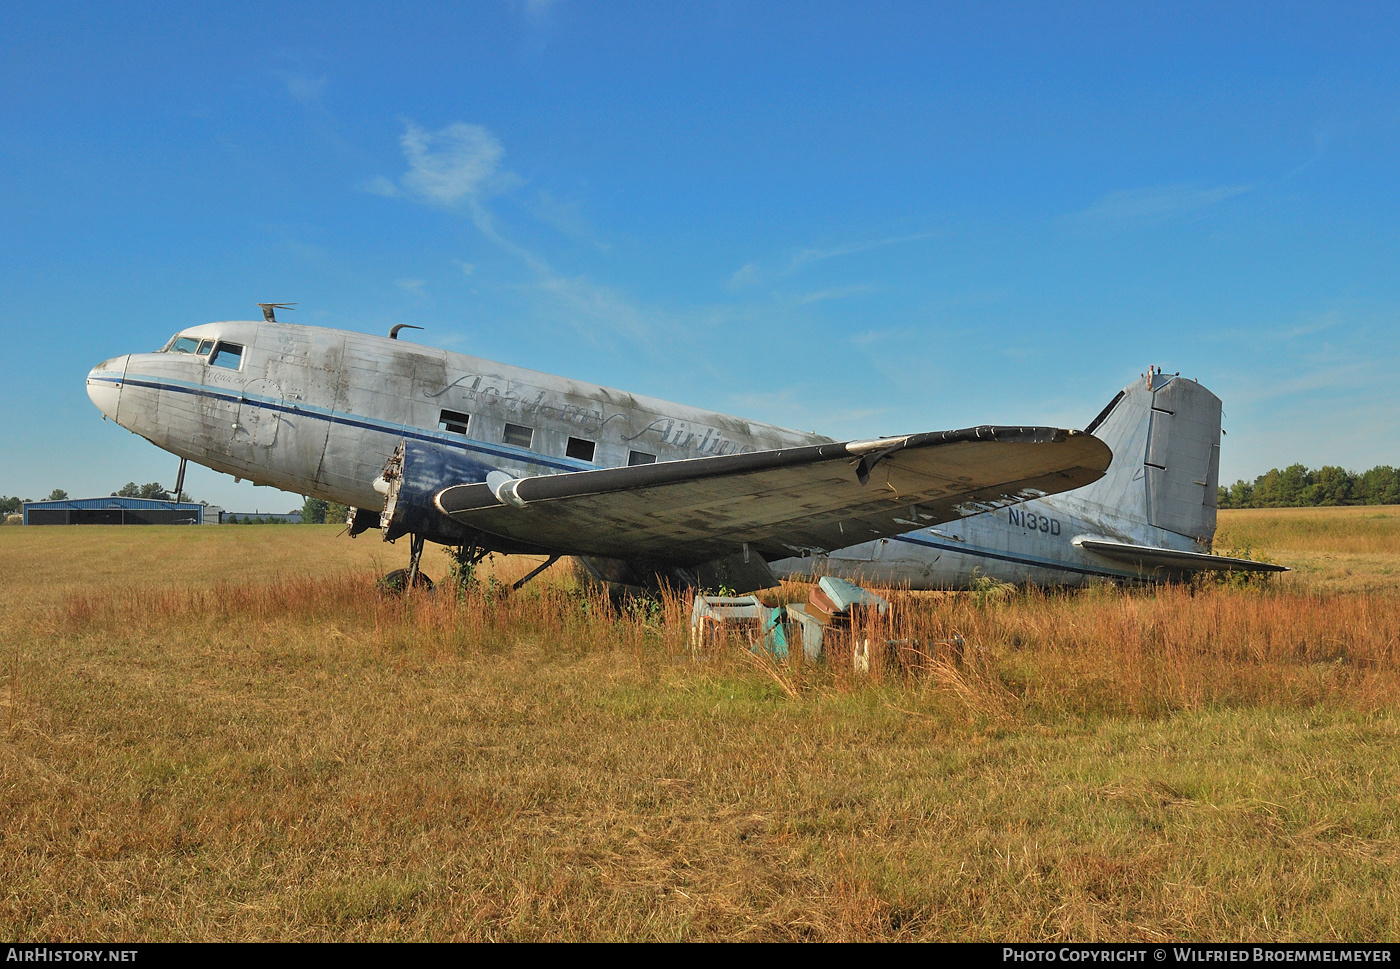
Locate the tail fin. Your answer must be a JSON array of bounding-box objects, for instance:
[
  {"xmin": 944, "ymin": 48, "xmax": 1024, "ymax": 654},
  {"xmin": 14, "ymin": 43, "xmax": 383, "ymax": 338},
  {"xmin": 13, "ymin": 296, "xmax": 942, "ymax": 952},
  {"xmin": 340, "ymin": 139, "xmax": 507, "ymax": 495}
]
[{"xmin": 1070, "ymin": 369, "xmax": 1222, "ymax": 545}]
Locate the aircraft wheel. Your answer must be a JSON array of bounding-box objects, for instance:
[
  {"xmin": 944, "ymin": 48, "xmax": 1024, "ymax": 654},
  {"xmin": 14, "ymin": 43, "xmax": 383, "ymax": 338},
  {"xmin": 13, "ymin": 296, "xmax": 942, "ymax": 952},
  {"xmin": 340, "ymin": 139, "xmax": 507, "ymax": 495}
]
[{"xmin": 378, "ymin": 568, "xmax": 435, "ymax": 595}]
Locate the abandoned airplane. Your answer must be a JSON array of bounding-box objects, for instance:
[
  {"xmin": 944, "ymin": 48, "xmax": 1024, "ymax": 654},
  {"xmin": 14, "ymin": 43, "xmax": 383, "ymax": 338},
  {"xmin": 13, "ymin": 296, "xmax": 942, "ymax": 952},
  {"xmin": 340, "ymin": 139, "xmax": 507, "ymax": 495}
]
[
  {"xmin": 775, "ymin": 366, "xmax": 1284, "ymax": 586},
  {"xmin": 86, "ymin": 310, "xmax": 1282, "ymax": 591}
]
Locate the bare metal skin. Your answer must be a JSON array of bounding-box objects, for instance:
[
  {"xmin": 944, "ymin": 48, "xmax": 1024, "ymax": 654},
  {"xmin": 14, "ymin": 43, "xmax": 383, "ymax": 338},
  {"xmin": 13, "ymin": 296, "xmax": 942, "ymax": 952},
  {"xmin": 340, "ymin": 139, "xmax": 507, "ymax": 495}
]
[{"xmin": 87, "ymin": 322, "xmax": 1276, "ymax": 589}]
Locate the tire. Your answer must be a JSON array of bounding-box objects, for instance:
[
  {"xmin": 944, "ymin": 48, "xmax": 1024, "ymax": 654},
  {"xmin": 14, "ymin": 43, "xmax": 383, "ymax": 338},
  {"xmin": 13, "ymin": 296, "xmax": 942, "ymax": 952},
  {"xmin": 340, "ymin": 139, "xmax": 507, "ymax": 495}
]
[{"xmin": 378, "ymin": 569, "xmax": 436, "ymax": 595}]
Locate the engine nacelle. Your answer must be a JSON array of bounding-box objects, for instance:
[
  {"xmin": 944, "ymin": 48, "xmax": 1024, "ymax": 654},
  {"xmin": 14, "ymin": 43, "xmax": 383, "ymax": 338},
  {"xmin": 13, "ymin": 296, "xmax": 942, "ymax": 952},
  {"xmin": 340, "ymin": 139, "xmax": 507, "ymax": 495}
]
[{"xmin": 376, "ymin": 439, "xmax": 496, "ymax": 546}]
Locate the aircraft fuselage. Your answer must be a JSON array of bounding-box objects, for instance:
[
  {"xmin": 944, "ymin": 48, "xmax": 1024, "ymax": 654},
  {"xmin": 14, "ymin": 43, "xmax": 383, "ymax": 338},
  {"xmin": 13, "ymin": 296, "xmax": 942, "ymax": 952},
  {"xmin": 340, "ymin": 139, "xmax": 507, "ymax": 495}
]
[
  {"xmin": 87, "ymin": 320, "xmax": 827, "ymax": 516},
  {"xmin": 88, "ymin": 320, "xmax": 1258, "ymax": 588}
]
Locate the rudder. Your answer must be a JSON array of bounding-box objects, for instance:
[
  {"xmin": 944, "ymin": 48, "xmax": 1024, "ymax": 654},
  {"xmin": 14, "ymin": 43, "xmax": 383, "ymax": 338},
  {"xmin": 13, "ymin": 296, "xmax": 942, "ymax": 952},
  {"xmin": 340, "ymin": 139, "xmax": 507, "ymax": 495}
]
[{"xmin": 1074, "ymin": 369, "xmax": 1222, "ymax": 544}]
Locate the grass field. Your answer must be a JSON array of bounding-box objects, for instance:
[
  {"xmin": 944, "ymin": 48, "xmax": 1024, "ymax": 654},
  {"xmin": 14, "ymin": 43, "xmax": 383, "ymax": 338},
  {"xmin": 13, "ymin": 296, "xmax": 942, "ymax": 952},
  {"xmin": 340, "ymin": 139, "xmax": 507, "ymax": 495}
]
[
  {"xmin": 3, "ymin": 510, "xmax": 1400, "ymax": 941},
  {"xmin": 1215, "ymin": 504, "xmax": 1400, "ymax": 593}
]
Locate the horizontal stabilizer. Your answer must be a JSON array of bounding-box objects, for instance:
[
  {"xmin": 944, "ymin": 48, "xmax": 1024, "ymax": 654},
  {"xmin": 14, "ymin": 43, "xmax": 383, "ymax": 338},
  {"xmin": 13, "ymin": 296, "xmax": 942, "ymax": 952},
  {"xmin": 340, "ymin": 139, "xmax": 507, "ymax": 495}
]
[
  {"xmin": 1074, "ymin": 537, "xmax": 1287, "ymax": 573},
  {"xmin": 435, "ymin": 426, "xmax": 1112, "ymax": 565}
]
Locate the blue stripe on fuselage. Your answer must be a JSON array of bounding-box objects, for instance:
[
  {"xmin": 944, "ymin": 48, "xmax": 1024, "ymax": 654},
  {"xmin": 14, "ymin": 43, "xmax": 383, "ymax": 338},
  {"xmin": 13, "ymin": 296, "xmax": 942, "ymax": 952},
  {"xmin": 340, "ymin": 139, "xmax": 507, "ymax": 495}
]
[
  {"xmin": 889, "ymin": 534, "xmax": 1142, "ymax": 581},
  {"xmin": 101, "ymin": 373, "xmax": 594, "ymax": 473}
]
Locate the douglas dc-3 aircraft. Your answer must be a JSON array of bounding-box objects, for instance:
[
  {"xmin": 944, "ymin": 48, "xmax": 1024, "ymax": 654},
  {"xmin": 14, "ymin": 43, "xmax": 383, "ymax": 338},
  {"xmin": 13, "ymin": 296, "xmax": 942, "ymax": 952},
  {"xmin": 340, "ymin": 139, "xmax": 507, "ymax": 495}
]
[{"xmin": 86, "ymin": 308, "xmax": 1283, "ymax": 592}]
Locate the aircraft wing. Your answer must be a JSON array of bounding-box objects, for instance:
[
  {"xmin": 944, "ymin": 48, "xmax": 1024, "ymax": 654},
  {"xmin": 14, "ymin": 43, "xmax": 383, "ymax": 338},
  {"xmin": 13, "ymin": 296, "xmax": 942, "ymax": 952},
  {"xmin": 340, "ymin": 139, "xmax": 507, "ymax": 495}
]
[
  {"xmin": 434, "ymin": 425, "xmax": 1111, "ymax": 565},
  {"xmin": 1073, "ymin": 538, "xmax": 1288, "ymax": 573}
]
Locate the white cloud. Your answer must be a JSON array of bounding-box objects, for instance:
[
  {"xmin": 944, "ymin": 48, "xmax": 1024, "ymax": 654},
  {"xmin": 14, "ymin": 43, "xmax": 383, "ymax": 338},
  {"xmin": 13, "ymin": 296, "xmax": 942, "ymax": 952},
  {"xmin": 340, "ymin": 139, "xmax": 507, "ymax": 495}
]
[
  {"xmin": 397, "ymin": 122, "xmax": 512, "ymax": 209},
  {"xmin": 727, "ymin": 262, "xmax": 761, "ymax": 289},
  {"xmin": 396, "ymin": 279, "xmax": 426, "ymax": 294},
  {"xmin": 361, "ymin": 175, "xmax": 402, "ymax": 198},
  {"xmin": 727, "ymin": 388, "xmax": 890, "ymax": 435},
  {"xmin": 1076, "ymin": 183, "xmax": 1252, "ymax": 223},
  {"xmin": 531, "ymin": 190, "xmax": 608, "ymax": 249},
  {"xmin": 534, "ymin": 273, "xmax": 656, "ymax": 342},
  {"xmin": 370, "ymin": 120, "xmax": 718, "ymax": 350},
  {"xmin": 284, "ymin": 74, "xmax": 327, "ymax": 105},
  {"xmin": 518, "ymin": 0, "xmax": 559, "ymax": 27},
  {"xmin": 728, "ymin": 231, "xmax": 936, "ymax": 289},
  {"xmin": 799, "ymin": 284, "xmax": 872, "ymax": 305},
  {"xmin": 788, "ymin": 231, "xmax": 938, "ymax": 271}
]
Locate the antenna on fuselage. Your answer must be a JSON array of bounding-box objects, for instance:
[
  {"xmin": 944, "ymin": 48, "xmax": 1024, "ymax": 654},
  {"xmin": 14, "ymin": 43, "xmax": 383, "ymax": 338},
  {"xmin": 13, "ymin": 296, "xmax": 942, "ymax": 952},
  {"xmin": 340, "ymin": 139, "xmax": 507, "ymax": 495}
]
[
  {"xmin": 389, "ymin": 324, "xmax": 423, "ymax": 340},
  {"xmin": 257, "ymin": 303, "xmax": 297, "ymax": 323}
]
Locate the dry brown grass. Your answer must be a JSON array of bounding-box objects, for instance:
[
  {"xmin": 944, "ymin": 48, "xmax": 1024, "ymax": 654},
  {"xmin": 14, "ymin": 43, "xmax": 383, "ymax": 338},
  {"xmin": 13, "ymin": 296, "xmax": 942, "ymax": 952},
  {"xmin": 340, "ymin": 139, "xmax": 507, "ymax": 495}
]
[
  {"xmin": 3, "ymin": 523, "xmax": 1400, "ymax": 940},
  {"xmin": 1217, "ymin": 506, "xmax": 1400, "ymax": 593}
]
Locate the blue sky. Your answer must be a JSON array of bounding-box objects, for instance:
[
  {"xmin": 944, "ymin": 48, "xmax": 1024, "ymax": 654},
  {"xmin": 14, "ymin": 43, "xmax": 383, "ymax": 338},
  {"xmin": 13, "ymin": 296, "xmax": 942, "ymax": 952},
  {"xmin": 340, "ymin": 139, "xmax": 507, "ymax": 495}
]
[{"xmin": 2, "ymin": 1, "xmax": 1397, "ymax": 511}]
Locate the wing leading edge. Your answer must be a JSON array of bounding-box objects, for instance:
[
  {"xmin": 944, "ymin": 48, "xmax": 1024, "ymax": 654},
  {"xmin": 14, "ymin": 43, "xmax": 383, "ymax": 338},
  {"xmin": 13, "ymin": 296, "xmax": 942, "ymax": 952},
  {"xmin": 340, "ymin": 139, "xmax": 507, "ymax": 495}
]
[{"xmin": 435, "ymin": 425, "xmax": 1111, "ymax": 565}]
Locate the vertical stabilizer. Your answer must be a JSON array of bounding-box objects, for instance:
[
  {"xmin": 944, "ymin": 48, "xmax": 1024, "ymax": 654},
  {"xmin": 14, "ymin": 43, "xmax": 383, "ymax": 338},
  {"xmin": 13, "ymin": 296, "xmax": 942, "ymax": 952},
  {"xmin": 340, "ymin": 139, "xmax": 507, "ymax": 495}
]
[{"xmin": 1070, "ymin": 369, "xmax": 1222, "ymax": 544}]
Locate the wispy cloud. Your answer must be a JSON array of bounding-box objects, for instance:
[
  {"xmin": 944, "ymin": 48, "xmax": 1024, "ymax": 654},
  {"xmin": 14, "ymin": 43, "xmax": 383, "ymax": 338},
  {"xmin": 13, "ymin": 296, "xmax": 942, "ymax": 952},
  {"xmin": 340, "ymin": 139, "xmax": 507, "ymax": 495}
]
[
  {"xmin": 373, "ymin": 119, "xmax": 666, "ymax": 344},
  {"xmin": 1076, "ymin": 183, "xmax": 1252, "ymax": 223},
  {"xmin": 798, "ymin": 284, "xmax": 873, "ymax": 305},
  {"xmin": 849, "ymin": 326, "xmax": 918, "ymax": 349},
  {"xmin": 520, "ymin": 0, "xmax": 559, "ymax": 25},
  {"xmin": 788, "ymin": 231, "xmax": 939, "ymax": 271},
  {"xmin": 283, "ymin": 74, "xmax": 327, "ymax": 105},
  {"xmin": 728, "ymin": 230, "xmax": 937, "ymax": 288},
  {"xmin": 726, "ymin": 388, "xmax": 889, "ymax": 433},
  {"xmin": 727, "ymin": 262, "xmax": 761, "ymax": 290},
  {"xmin": 397, "ymin": 122, "xmax": 516, "ymax": 209},
  {"xmin": 362, "ymin": 175, "xmax": 401, "ymax": 198},
  {"xmin": 396, "ymin": 278, "xmax": 426, "ymax": 294},
  {"xmin": 533, "ymin": 273, "xmax": 656, "ymax": 341},
  {"xmin": 530, "ymin": 190, "xmax": 609, "ymax": 249},
  {"xmin": 1202, "ymin": 309, "xmax": 1349, "ymax": 346}
]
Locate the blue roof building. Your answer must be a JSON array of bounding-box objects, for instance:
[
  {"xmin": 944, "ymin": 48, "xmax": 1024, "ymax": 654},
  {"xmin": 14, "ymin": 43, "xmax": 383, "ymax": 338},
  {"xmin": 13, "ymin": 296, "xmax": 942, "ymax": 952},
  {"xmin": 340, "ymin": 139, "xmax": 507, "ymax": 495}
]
[{"xmin": 22, "ymin": 497, "xmax": 207, "ymax": 525}]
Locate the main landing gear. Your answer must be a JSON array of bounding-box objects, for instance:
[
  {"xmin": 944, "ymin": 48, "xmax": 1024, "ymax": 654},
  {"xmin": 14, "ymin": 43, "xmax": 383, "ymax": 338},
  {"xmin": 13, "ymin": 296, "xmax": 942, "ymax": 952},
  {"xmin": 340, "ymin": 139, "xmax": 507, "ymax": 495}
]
[
  {"xmin": 378, "ymin": 539, "xmax": 562, "ymax": 596},
  {"xmin": 379, "ymin": 534, "xmax": 434, "ymax": 594}
]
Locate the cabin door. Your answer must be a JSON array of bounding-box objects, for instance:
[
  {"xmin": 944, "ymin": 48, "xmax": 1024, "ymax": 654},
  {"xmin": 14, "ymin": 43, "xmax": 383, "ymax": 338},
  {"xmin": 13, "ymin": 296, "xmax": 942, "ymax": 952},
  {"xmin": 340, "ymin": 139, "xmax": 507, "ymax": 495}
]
[{"xmin": 238, "ymin": 380, "xmax": 282, "ymax": 447}]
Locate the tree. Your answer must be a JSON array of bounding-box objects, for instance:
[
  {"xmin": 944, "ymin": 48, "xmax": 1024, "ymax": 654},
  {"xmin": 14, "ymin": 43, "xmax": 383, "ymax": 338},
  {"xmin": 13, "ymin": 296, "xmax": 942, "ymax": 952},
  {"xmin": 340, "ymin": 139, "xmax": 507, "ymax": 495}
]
[
  {"xmin": 1355, "ymin": 466, "xmax": 1399, "ymax": 505},
  {"xmin": 1251, "ymin": 464, "xmax": 1312, "ymax": 507},
  {"xmin": 301, "ymin": 496, "xmax": 329, "ymax": 524},
  {"xmin": 116, "ymin": 482, "xmax": 140, "ymax": 497},
  {"xmin": 1218, "ymin": 480, "xmax": 1253, "ymax": 509},
  {"xmin": 327, "ymin": 502, "xmax": 350, "ymax": 526},
  {"xmin": 1308, "ymin": 466, "xmax": 1352, "ymax": 506},
  {"xmin": 45, "ymin": 488, "xmax": 68, "ymax": 501}
]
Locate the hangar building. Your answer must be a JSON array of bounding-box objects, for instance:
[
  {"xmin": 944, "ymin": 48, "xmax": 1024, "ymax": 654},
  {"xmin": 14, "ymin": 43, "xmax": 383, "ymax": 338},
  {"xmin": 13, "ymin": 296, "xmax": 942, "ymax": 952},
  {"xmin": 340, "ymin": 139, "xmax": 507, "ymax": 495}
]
[{"xmin": 22, "ymin": 497, "xmax": 209, "ymax": 526}]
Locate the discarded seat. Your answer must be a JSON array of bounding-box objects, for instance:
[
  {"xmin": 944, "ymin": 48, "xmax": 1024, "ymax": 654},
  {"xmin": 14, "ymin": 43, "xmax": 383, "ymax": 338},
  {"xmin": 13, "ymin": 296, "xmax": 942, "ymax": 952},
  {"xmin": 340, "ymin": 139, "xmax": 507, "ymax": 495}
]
[{"xmin": 690, "ymin": 595, "xmax": 788, "ymax": 656}]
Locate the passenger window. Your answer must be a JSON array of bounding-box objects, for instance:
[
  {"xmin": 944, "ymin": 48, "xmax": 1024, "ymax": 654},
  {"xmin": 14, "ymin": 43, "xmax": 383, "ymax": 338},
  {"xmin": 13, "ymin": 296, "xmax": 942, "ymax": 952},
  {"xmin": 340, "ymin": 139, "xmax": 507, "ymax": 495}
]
[
  {"xmin": 566, "ymin": 437, "xmax": 596, "ymax": 462},
  {"xmin": 628, "ymin": 450, "xmax": 656, "ymax": 466},
  {"xmin": 438, "ymin": 410, "xmax": 470, "ymax": 435},
  {"xmin": 209, "ymin": 342, "xmax": 244, "ymax": 370},
  {"xmin": 171, "ymin": 336, "xmax": 201, "ymax": 354},
  {"xmin": 197, "ymin": 340, "xmax": 214, "ymax": 355},
  {"xmin": 502, "ymin": 423, "xmax": 533, "ymax": 449}
]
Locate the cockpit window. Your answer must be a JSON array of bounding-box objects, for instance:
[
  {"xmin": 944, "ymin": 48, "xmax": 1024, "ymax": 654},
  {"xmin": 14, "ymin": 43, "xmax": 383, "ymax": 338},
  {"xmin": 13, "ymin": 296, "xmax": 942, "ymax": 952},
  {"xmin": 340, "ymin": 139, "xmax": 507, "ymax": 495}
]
[
  {"xmin": 170, "ymin": 336, "xmax": 201, "ymax": 354},
  {"xmin": 197, "ymin": 339, "xmax": 214, "ymax": 355},
  {"xmin": 209, "ymin": 342, "xmax": 244, "ymax": 370}
]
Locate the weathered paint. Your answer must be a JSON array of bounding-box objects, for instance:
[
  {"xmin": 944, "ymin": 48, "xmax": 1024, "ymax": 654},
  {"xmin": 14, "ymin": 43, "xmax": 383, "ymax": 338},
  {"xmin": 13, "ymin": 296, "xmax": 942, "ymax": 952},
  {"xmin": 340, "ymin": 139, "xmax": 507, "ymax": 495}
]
[
  {"xmin": 769, "ymin": 370, "xmax": 1275, "ymax": 588},
  {"xmin": 87, "ymin": 318, "xmax": 1111, "ymax": 584},
  {"xmin": 87, "ymin": 322, "xmax": 1252, "ymax": 588}
]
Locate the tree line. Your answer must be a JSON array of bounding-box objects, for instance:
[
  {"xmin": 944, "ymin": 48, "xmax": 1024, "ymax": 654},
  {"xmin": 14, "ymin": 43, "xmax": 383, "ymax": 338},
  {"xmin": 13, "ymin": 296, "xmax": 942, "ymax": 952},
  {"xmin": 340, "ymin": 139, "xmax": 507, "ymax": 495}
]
[{"xmin": 1218, "ymin": 464, "xmax": 1400, "ymax": 509}]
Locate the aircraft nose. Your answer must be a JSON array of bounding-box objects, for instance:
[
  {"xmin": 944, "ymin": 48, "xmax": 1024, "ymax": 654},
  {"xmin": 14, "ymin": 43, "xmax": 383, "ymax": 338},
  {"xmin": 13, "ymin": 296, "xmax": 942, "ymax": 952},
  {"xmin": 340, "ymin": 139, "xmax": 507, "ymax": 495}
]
[{"xmin": 86, "ymin": 355, "xmax": 129, "ymax": 422}]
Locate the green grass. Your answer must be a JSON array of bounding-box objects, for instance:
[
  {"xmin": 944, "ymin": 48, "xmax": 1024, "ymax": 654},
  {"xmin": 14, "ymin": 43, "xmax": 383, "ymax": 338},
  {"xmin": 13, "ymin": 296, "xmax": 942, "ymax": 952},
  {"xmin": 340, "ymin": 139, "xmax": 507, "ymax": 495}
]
[{"xmin": 2, "ymin": 523, "xmax": 1400, "ymax": 940}]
